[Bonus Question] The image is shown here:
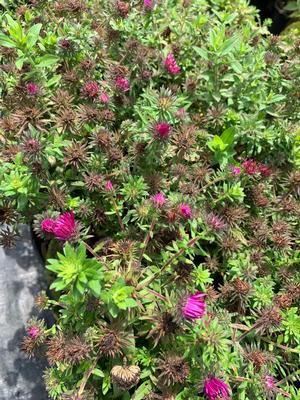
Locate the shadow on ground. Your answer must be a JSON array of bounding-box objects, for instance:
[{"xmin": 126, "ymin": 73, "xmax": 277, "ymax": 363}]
[{"xmin": 0, "ymin": 225, "xmax": 49, "ymax": 400}]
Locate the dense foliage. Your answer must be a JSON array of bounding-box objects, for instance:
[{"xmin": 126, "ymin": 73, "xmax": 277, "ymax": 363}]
[{"xmin": 0, "ymin": 0, "xmax": 300, "ymax": 399}]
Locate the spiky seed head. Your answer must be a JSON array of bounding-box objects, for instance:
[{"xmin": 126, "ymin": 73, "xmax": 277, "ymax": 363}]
[{"xmin": 157, "ymin": 355, "xmax": 189, "ymax": 386}]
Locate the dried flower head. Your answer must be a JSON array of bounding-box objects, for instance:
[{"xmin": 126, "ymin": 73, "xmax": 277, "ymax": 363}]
[
  {"xmin": 81, "ymin": 81, "xmax": 100, "ymax": 99},
  {"xmin": 64, "ymin": 337, "xmax": 90, "ymax": 365},
  {"xmin": 157, "ymin": 355, "xmax": 189, "ymax": 386},
  {"xmin": 111, "ymin": 365, "xmax": 140, "ymax": 390}
]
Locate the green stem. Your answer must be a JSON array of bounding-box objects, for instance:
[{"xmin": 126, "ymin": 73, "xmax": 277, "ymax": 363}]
[
  {"xmin": 198, "ymin": 176, "xmax": 225, "ymax": 194},
  {"xmin": 111, "ymin": 197, "xmax": 125, "ymax": 232},
  {"xmin": 136, "ymin": 236, "xmax": 200, "ymax": 291},
  {"xmin": 77, "ymin": 351, "xmax": 101, "ymax": 397},
  {"xmin": 138, "ymin": 217, "xmax": 156, "ymax": 264}
]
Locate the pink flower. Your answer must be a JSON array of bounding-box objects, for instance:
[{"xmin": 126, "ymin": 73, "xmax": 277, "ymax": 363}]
[
  {"xmin": 53, "ymin": 211, "xmax": 76, "ymax": 241},
  {"xmin": 81, "ymin": 81, "xmax": 100, "ymax": 98},
  {"xmin": 41, "ymin": 218, "xmax": 57, "ymax": 234},
  {"xmin": 26, "ymin": 82, "xmax": 39, "ymax": 95},
  {"xmin": 182, "ymin": 291, "xmax": 206, "ymax": 320},
  {"xmin": 115, "ymin": 76, "xmax": 130, "ymax": 92},
  {"xmin": 105, "ymin": 180, "xmax": 114, "ymax": 191},
  {"xmin": 154, "ymin": 122, "xmax": 171, "ymax": 139},
  {"xmin": 27, "ymin": 325, "xmax": 41, "ymax": 340},
  {"xmin": 204, "ymin": 377, "xmax": 230, "ymax": 400},
  {"xmin": 179, "ymin": 203, "xmax": 192, "ymax": 219},
  {"xmin": 207, "ymin": 213, "xmax": 226, "ymax": 231},
  {"xmin": 151, "ymin": 192, "xmax": 166, "ymax": 207},
  {"xmin": 258, "ymin": 164, "xmax": 272, "ymax": 177},
  {"xmin": 232, "ymin": 166, "xmax": 241, "ymax": 176},
  {"xmin": 243, "ymin": 159, "xmax": 258, "ymax": 175},
  {"xmin": 175, "ymin": 108, "xmax": 186, "ymax": 120},
  {"xmin": 164, "ymin": 53, "xmax": 180, "ymax": 75},
  {"xmin": 264, "ymin": 375, "xmax": 276, "ymax": 390},
  {"xmin": 144, "ymin": 0, "xmax": 152, "ymax": 10},
  {"xmin": 99, "ymin": 92, "xmax": 110, "ymax": 104}
]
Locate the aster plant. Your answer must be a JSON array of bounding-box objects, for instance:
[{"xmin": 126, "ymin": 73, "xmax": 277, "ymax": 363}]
[{"xmin": 0, "ymin": 0, "xmax": 300, "ymax": 399}]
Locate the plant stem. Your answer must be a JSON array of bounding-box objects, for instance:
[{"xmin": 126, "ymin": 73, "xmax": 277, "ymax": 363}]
[
  {"xmin": 136, "ymin": 236, "xmax": 200, "ymax": 291},
  {"xmin": 276, "ymin": 369, "xmax": 300, "ymax": 386},
  {"xmin": 77, "ymin": 352, "xmax": 101, "ymax": 397},
  {"xmin": 138, "ymin": 217, "xmax": 156, "ymax": 264},
  {"xmin": 111, "ymin": 197, "xmax": 125, "ymax": 232},
  {"xmin": 198, "ymin": 176, "xmax": 225, "ymax": 194},
  {"xmin": 83, "ymin": 241, "xmax": 109, "ymax": 271}
]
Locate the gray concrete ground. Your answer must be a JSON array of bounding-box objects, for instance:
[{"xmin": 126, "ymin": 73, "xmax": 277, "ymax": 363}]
[{"xmin": 0, "ymin": 225, "xmax": 49, "ymax": 400}]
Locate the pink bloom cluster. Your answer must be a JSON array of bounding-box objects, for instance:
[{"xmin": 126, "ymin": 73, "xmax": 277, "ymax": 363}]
[
  {"xmin": 154, "ymin": 122, "xmax": 171, "ymax": 139},
  {"xmin": 183, "ymin": 292, "xmax": 206, "ymax": 320},
  {"xmin": 204, "ymin": 377, "xmax": 230, "ymax": 400},
  {"xmin": 115, "ymin": 76, "xmax": 130, "ymax": 92},
  {"xmin": 27, "ymin": 325, "xmax": 41, "ymax": 340},
  {"xmin": 81, "ymin": 81, "xmax": 100, "ymax": 98},
  {"xmin": 41, "ymin": 211, "xmax": 76, "ymax": 241},
  {"xmin": 164, "ymin": 53, "xmax": 180, "ymax": 75},
  {"xmin": 264, "ymin": 375, "xmax": 276, "ymax": 390},
  {"xmin": 242, "ymin": 159, "xmax": 272, "ymax": 177},
  {"xmin": 26, "ymin": 82, "xmax": 39, "ymax": 95},
  {"xmin": 105, "ymin": 180, "xmax": 114, "ymax": 191},
  {"xmin": 99, "ymin": 92, "xmax": 110, "ymax": 104},
  {"xmin": 151, "ymin": 192, "xmax": 166, "ymax": 207},
  {"xmin": 179, "ymin": 203, "xmax": 192, "ymax": 219},
  {"xmin": 144, "ymin": 0, "xmax": 152, "ymax": 10}
]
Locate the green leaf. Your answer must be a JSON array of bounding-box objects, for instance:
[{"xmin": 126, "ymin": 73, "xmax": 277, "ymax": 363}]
[
  {"xmin": 26, "ymin": 23, "xmax": 42, "ymax": 48},
  {"xmin": 220, "ymin": 127, "xmax": 235, "ymax": 146},
  {"xmin": 88, "ymin": 280, "xmax": 101, "ymax": 297},
  {"xmin": 0, "ymin": 33, "xmax": 16, "ymax": 48},
  {"xmin": 207, "ymin": 135, "xmax": 227, "ymax": 152},
  {"xmin": 15, "ymin": 57, "xmax": 25, "ymax": 70},
  {"xmin": 92, "ymin": 368, "xmax": 105, "ymax": 378},
  {"xmin": 221, "ymin": 35, "xmax": 240, "ymax": 56},
  {"xmin": 194, "ymin": 47, "xmax": 209, "ymax": 60},
  {"xmin": 36, "ymin": 54, "xmax": 59, "ymax": 67}
]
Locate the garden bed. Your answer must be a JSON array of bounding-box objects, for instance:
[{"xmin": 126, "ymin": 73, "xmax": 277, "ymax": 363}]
[{"xmin": 0, "ymin": 0, "xmax": 300, "ymax": 399}]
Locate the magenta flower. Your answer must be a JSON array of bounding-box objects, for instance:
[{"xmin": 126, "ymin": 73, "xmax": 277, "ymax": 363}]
[
  {"xmin": 26, "ymin": 82, "xmax": 39, "ymax": 95},
  {"xmin": 81, "ymin": 81, "xmax": 100, "ymax": 98},
  {"xmin": 243, "ymin": 159, "xmax": 258, "ymax": 175},
  {"xmin": 264, "ymin": 375, "xmax": 276, "ymax": 390},
  {"xmin": 232, "ymin": 166, "xmax": 241, "ymax": 176},
  {"xmin": 99, "ymin": 92, "xmax": 110, "ymax": 104},
  {"xmin": 115, "ymin": 76, "xmax": 130, "ymax": 92},
  {"xmin": 207, "ymin": 213, "xmax": 226, "ymax": 231},
  {"xmin": 151, "ymin": 192, "xmax": 166, "ymax": 207},
  {"xmin": 154, "ymin": 122, "xmax": 171, "ymax": 139},
  {"xmin": 144, "ymin": 0, "xmax": 152, "ymax": 10},
  {"xmin": 41, "ymin": 218, "xmax": 57, "ymax": 234},
  {"xmin": 53, "ymin": 211, "xmax": 76, "ymax": 241},
  {"xmin": 204, "ymin": 377, "xmax": 230, "ymax": 400},
  {"xmin": 179, "ymin": 203, "xmax": 192, "ymax": 219},
  {"xmin": 164, "ymin": 53, "xmax": 180, "ymax": 75},
  {"xmin": 27, "ymin": 325, "xmax": 41, "ymax": 340},
  {"xmin": 258, "ymin": 164, "xmax": 272, "ymax": 177},
  {"xmin": 182, "ymin": 291, "xmax": 206, "ymax": 320},
  {"xmin": 105, "ymin": 180, "xmax": 114, "ymax": 191}
]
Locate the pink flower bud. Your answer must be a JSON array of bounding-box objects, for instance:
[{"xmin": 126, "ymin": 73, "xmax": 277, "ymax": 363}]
[{"xmin": 105, "ymin": 180, "xmax": 114, "ymax": 191}]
